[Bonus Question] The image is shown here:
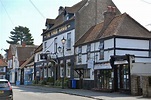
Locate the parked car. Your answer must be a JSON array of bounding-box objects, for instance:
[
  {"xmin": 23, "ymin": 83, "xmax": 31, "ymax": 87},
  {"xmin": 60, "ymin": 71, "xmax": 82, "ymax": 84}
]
[{"xmin": 0, "ymin": 79, "xmax": 13, "ymax": 100}]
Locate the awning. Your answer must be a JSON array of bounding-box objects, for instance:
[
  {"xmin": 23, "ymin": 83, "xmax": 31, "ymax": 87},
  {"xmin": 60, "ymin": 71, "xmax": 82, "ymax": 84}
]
[
  {"xmin": 20, "ymin": 54, "xmax": 34, "ymax": 69},
  {"xmin": 94, "ymin": 63, "xmax": 112, "ymax": 69}
]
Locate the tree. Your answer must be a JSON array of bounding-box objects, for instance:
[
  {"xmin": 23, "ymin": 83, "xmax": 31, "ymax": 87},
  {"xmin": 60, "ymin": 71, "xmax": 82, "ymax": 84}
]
[{"xmin": 6, "ymin": 26, "xmax": 34, "ymax": 45}]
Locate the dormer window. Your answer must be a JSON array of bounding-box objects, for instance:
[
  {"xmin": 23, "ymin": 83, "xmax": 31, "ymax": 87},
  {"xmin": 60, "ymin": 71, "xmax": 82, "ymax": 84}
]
[
  {"xmin": 65, "ymin": 13, "xmax": 69, "ymax": 21},
  {"xmin": 46, "ymin": 24, "xmax": 50, "ymax": 30}
]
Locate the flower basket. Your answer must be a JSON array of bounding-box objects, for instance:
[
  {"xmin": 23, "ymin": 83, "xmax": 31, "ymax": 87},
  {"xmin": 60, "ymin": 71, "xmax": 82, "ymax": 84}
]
[
  {"xmin": 60, "ymin": 63, "xmax": 64, "ymax": 67},
  {"xmin": 67, "ymin": 62, "xmax": 71, "ymax": 66}
]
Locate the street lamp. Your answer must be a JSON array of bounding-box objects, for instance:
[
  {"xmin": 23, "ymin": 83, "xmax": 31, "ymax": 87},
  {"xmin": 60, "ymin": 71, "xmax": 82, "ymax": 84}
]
[{"xmin": 58, "ymin": 36, "xmax": 66, "ymax": 89}]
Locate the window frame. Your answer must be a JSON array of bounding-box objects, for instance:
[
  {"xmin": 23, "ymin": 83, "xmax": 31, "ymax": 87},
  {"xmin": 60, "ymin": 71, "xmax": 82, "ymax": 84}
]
[
  {"xmin": 67, "ymin": 32, "xmax": 71, "ymax": 50},
  {"xmin": 78, "ymin": 46, "xmax": 82, "ymax": 63},
  {"xmin": 87, "ymin": 44, "xmax": 91, "ymax": 60},
  {"xmin": 54, "ymin": 38, "xmax": 57, "ymax": 53},
  {"xmin": 99, "ymin": 41, "xmax": 104, "ymax": 60}
]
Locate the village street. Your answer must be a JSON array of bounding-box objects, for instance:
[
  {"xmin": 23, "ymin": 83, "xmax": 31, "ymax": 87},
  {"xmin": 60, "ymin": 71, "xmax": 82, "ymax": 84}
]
[
  {"xmin": 12, "ymin": 86, "xmax": 94, "ymax": 100},
  {"xmin": 12, "ymin": 85, "xmax": 151, "ymax": 100}
]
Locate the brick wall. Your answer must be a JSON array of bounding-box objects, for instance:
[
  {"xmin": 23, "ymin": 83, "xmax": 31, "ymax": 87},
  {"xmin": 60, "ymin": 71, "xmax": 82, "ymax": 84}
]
[
  {"xmin": 131, "ymin": 75, "xmax": 139, "ymax": 95},
  {"xmin": 142, "ymin": 76, "xmax": 150, "ymax": 97}
]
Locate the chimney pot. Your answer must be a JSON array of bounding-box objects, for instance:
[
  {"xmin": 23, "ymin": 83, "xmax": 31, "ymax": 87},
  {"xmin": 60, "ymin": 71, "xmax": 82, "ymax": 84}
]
[{"xmin": 107, "ymin": 6, "xmax": 112, "ymax": 12}]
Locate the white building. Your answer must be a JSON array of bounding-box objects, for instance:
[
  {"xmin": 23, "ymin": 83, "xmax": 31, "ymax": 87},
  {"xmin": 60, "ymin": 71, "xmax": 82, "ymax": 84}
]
[{"xmin": 74, "ymin": 7, "xmax": 151, "ymax": 92}]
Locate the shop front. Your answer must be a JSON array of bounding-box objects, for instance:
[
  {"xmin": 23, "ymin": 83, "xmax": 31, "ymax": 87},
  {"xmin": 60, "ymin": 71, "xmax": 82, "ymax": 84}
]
[
  {"xmin": 94, "ymin": 63, "xmax": 113, "ymax": 92},
  {"xmin": 110, "ymin": 55, "xmax": 131, "ymax": 93},
  {"xmin": 93, "ymin": 55, "xmax": 131, "ymax": 93}
]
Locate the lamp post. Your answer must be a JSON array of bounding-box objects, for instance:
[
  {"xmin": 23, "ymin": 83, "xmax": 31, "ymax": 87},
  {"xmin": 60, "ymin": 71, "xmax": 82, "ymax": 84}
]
[{"xmin": 58, "ymin": 37, "xmax": 66, "ymax": 89}]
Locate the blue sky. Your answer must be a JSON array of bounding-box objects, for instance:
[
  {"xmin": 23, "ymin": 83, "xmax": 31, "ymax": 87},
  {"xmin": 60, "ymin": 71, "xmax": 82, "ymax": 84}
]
[{"xmin": 0, "ymin": 0, "xmax": 151, "ymax": 55}]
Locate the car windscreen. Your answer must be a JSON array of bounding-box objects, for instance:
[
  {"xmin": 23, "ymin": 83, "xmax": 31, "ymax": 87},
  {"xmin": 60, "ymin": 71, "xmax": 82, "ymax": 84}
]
[{"xmin": 0, "ymin": 81, "xmax": 9, "ymax": 88}]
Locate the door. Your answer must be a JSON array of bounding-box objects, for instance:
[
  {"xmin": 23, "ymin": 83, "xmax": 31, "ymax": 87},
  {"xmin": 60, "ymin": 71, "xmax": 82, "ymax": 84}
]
[{"xmin": 115, "ymin": 64, "xmax": 130, "ymax": 91}]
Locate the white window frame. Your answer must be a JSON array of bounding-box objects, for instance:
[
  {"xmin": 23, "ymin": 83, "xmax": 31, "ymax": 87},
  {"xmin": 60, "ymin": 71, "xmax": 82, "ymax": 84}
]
[{"xmin": 67, "ymin": 32, "xmax": 71, "ymax": 50}]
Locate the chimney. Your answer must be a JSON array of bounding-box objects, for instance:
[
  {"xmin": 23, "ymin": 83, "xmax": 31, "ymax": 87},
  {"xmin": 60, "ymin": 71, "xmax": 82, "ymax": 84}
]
[
  {"xmin": 103, "ymin": 6, "xmax": 116, "ymax": 29},
  {"xmin": 22, "ymin": 42, "xmax": 26, "ymax": 47},
  {"xmin": 58, "ymin": 6, "xmax": 64, "ymax": 15}
]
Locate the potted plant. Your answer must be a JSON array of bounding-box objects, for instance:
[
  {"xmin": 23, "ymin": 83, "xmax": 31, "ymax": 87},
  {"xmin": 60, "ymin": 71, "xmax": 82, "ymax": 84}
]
[
  {"xmin": 60, "ymin": 63, "xmax": 64, "ymax": 67},
  {"xmin": 67, "ymin": 62, "xmax": 71, "ymax": 66}
]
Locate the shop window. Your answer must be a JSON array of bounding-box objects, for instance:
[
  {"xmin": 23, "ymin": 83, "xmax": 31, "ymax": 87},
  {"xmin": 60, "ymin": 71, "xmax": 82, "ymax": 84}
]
[{"xmin": 98, "ymin": 70, "xmax": 112, "ymax": 89}]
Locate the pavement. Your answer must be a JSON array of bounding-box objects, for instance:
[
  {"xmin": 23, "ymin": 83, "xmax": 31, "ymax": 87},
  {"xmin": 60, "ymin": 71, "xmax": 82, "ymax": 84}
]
[{"xmin": 16, "ymin": 85, "xmax": 151, "ymax": 100}]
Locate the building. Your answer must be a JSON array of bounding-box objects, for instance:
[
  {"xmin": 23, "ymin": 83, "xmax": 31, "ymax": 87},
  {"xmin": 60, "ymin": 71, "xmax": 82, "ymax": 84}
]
[
  {"xmin": 0, "ymin": 59, "xmax": 7, "ymax": 79},
  {"xmin": 6, "ymin": 44, "xmax": 37, "ymax": 84},
  {"xmin": 41, "ymin": 0, "xmax": 119, "ymax": 88},
  {"xmin": 74, "ymin": 5, "xmax": 151, "ymax": 95}
]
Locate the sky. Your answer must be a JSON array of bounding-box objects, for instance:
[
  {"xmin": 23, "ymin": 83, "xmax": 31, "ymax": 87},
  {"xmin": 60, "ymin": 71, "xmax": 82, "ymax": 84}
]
[{"xmin": 0, "ymin": 0, "xmax": 151, "ymax": 55}]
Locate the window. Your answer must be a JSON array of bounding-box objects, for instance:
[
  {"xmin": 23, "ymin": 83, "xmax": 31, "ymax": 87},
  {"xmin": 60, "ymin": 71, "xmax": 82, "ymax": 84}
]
[
  {"xmin": 99, "ymin": 41, "xmax": 104, "ymax": 60},
  {"xmin": 84, "ymin": 69, "xmax": 90, "ymax": 78},
  {"xmin": 54, "ymin": 38, "xmax": 57, "ymax": 53},
  {"xmin": 48, "ymin": 68, "xmax": 51, "ymax": 77},
  {"xmin": 65, "ymin": 13, "xmax": 69, "ymax": 21},
  {"xmin": 78, "ymin": 47, "xmax": 82, "ymax": 63},
  {"xmin": 60, "ymin": 67, "xmax": 64, "ymax": 77},
  {"xmin": 44, "ymin": 42, "xmax": 47, "ymax": 49},
  {"xmin": 0, "ymin": 68, "xmax": 4, "ymax": 72},
  {"xmin": 97, "ymin": 70, "xmax": 112, "ymax": 89},
  {"xmin": 37, "ymin": 54, "xmax": 39, "ymax": 61},
  {"xmin": 67, "ymin": 33, "xmax": 71, "ymax": 50},
  {"xmin": 66, "ymin": 67, "xmax": 70, "ymax": 77},
  {"xmin": 149, "ymin": 40, "xmax": 151, "ymax": 57},
  {"xmin": 87, "ymin": 44, "xmax": 91, "ymax": 60}
]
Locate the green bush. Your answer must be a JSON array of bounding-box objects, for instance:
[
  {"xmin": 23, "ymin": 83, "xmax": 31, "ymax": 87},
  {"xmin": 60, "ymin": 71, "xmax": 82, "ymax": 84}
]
[
  {"xmin": 47, "ymin": 77, "xmax": 54, "ymax": 83},
  {"xmin": 39, "ymin": 80, "xmax": 47, "ymax": 85}
]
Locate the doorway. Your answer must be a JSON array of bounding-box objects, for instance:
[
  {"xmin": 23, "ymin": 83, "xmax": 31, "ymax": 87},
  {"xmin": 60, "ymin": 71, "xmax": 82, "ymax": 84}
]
[{"xmin": 115, "ymin": 64, "xmax": 130, "ymax": 92}]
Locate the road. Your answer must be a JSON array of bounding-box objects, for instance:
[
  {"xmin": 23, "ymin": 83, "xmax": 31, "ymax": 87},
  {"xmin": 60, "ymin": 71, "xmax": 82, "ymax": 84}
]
[{"xmin": 12, "ymin": 86, "xmax": 95, "ymax": 100}]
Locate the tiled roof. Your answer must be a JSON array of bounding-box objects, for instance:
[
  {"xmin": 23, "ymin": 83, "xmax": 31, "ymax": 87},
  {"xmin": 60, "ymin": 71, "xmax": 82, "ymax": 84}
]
[
  {"xmin": 17, "ymin": 46, "xmax": 37, "ymax": 63},
  {"xmin": 0, "ymin": 59, "xmax": 7, "ymax": 67},
  {"xmin": 34, "ymin": 43, "xmax": 42, "ymax": 53},
  {"xmin": 45, "ymin": 18, "xmax": 55, "ymax": 26},
  {"xmin": 7, "ymin": 44, "xmax": 21, "ymax": 60},
  {"xmin": 42, "ymin": 0, "xmax": 87, "ymax": 34},
  {"xmin": 20, "ymin": 54, "xmax": 34, "ymax": 69},
  {"xmin": 65, "ymin": 0, "xmax": 88, "ymax": 13},
  {"xmin": 75, "ymin": 13, "xmax": 151, "ymax": 46}
]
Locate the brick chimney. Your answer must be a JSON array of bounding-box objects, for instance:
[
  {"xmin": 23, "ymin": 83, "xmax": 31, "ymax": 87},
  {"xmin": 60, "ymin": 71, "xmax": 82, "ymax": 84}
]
[
  {"xmin": 22, "ymin": 42, "xmax": 26, "ymax": 47},
  {"xmin": 58, "ymin": 6, "xmax": 64, "ymax": 15},
  {"xmin": 103, "ymin": 6, "xmax": 116, "ymax": 29}
]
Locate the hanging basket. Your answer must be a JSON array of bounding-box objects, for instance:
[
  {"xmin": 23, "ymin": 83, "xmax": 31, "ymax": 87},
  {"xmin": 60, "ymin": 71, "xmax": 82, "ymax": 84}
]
[
  {"xmin": 67, "ymin": 62, "xmax": 71, "ymax": 66},
  {"xmin": 60, "ymin": 63, "xmax": 64, "ymax": 67}
]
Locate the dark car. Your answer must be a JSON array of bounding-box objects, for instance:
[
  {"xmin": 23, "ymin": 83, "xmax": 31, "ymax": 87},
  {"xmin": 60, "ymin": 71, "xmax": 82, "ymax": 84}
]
[{"xmin": 0, "ymin": 79, "xmax": 13, "ymax": 100}]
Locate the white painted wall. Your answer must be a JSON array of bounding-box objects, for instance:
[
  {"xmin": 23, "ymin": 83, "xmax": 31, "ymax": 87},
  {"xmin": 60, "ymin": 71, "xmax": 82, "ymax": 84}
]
[
  {"xmin": 116, "ymin": 50, "xmax": 148, "ymax": 57},
  {"xmin": 131, "ymin": 62, "xmax": 151, "ymax": 76},
  {"xmin": 116, "ymin": 38, "xmax": 149, "ymax": 49},
  {"xmin": 104, "ymin": 38, "xmax": 114, "ymax": 49},
  {"xmin": 43, "ymin": 29, "xmax": 75, "ymax": 57}
]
